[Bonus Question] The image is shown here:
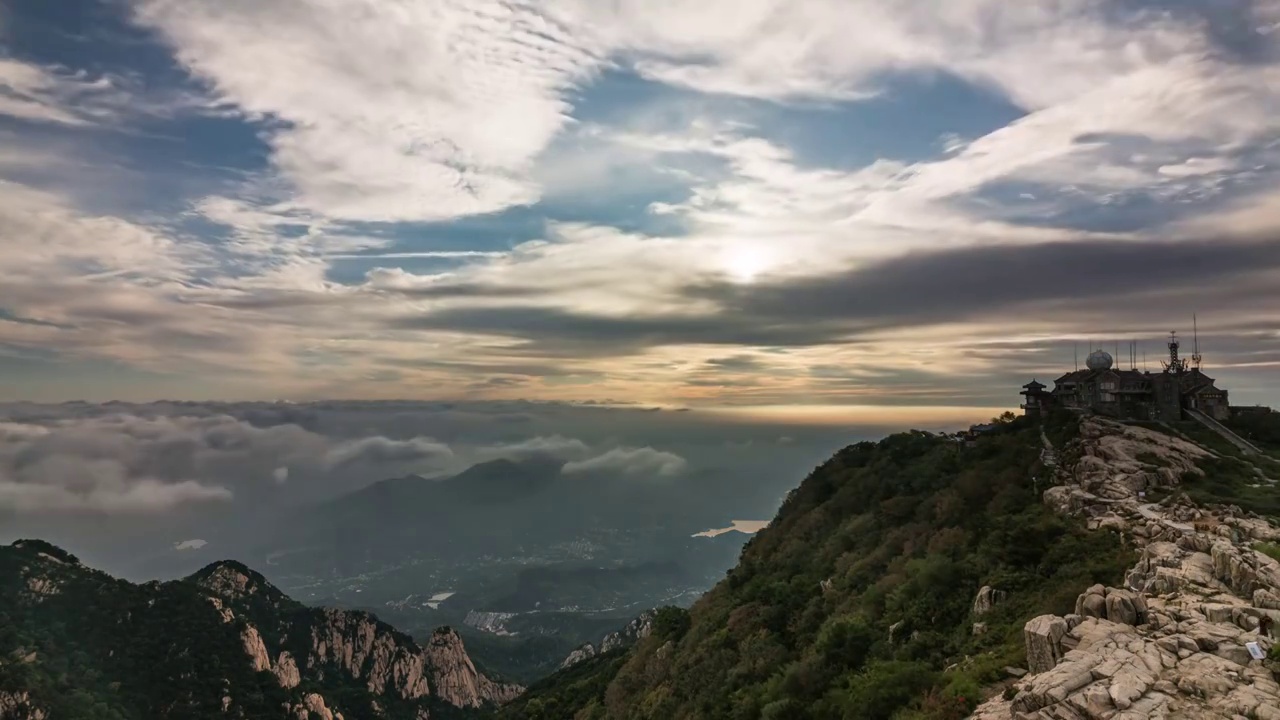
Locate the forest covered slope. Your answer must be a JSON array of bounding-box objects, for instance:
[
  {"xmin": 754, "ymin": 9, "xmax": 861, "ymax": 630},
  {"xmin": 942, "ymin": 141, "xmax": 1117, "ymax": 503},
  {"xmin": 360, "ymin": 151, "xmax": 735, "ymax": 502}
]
[
  {"xmin": 0, "ymin": 540, "xmax": 519, "ymax": 719},
  {"xmin": 494, "ymin": 412, "xmax": 1138, "ymax": 720},
  {"xmin": 497, "ymin": 408, "xmax": 1280, "ymax": 720}
]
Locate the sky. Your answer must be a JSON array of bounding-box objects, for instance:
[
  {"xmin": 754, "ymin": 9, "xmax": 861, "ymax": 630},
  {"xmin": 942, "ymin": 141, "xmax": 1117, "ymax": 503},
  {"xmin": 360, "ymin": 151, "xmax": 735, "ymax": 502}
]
[{"xmin": 2, "ymin": 0, "xmax": 1280, "ymax": 419}]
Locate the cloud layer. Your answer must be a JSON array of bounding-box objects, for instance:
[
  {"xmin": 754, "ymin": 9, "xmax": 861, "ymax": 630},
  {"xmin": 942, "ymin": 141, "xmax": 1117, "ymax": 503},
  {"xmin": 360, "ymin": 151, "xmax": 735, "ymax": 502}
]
[
  {"xmin": 0, "ymin": 0, "xmax": 1278, "ymax": 411},
  {"xmin": 0, "ymin": 402, "xmax": 698, "ymax": 515}
]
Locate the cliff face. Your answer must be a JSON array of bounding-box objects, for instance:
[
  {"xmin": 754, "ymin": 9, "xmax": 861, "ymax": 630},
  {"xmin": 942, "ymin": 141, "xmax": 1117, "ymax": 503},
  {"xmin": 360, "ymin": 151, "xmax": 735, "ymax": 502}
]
[
  {"xmin": 973, "ymin": 417, "xmax": 1280, "ymax": 719},
  {"xmin": 0, "ymin": 690, "xmax": 47, "ymax": 720},
  {"xmin": 0, "ymin": 543, "xmax": 522, "ymax": 719},
  {"xmin": 194, "ymin": 562, "xmax": 524, "ymax": 712},
  {"xmin": 425, "ymin": 627, "xmax": 525, "ymax": 707}
]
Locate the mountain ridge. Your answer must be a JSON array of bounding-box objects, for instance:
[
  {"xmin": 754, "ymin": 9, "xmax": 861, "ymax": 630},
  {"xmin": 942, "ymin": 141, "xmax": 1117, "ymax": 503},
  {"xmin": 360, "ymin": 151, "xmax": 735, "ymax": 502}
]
[
  {"xmin": 491, "ymin": 411, "xmax": 1280, "ymax": 720},
  {"xmin": 0, "ymin": 540, "xmax": 522, "ymax": 719}
]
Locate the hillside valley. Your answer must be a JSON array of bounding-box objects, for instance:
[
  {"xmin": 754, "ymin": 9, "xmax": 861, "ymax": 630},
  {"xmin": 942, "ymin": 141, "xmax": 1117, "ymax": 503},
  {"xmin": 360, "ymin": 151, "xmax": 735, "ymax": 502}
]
[{"xmin": 224, "ymin": 456, "xmax": 785, "ymax": 682}]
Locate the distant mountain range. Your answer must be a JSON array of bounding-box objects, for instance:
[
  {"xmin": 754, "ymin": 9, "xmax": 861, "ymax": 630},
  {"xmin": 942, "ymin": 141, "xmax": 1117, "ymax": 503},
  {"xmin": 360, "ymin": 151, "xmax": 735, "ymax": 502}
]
[
  {"xmin": 258, "ymin": 456, "xmax": 753, "ymax": 609},
  {"xmin": 0, "ymin": 539, "xmax": 519, "ymax": 719}
]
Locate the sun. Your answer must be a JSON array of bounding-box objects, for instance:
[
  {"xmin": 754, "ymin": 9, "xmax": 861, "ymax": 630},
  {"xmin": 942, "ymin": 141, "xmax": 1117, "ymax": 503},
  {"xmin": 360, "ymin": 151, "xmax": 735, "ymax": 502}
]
[{"xmin": 724, "ymin": 246, "xmax": 772, "ymax": 284}]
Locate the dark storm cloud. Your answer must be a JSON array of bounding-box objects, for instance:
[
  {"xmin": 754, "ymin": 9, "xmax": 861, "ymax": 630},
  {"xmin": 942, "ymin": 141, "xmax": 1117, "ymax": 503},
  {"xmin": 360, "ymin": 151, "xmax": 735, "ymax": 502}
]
[
  {"xmin": 387, "ymin": 236, "xmax": 1280, "ymax": 355},
  {"xmin": 390, "ymin": 305, "xmax": 850, "ymax": 354},
  {"xmin": 703, "ymin": 355, "xmax": 771, "ymax": 372},
  {"xmin": 704, "ymin": 236, "xmax": 1280, "ymax": 326}
]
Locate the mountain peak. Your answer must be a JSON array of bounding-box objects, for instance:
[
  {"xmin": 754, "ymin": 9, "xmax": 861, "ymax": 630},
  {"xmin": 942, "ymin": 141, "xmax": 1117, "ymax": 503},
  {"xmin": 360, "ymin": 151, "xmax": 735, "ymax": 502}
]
[
  {"xmin": 441, "ymin": 455, "xmax": 564, "ymax": 504},
  {"xmin": 188, "ymin": 559, "xmax": 276, "ymax": 602},
  {"xmin": 9, "ymin": 539, "xmax": 81, "ymax": 566}
]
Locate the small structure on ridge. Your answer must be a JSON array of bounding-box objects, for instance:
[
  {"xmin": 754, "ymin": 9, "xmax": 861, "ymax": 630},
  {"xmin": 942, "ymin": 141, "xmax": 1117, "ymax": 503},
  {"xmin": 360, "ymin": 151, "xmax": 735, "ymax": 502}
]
[{"xmin": 1021, "ymin": 326, "xmax": 1230, "ymax": 423}]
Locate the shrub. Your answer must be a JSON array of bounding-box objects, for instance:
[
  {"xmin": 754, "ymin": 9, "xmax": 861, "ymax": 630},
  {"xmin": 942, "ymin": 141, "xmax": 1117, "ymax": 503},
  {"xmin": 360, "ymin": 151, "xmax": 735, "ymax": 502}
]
[{"xmin": 651, "ymin": 606, "xmax": 691, "ymax": 643}]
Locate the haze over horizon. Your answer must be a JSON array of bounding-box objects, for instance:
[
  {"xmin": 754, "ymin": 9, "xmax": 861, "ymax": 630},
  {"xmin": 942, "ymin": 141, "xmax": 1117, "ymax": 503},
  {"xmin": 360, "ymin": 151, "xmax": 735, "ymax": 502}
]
[{"xmin": 2, "ymin": 0, "xmax": 1279, "ymax": 421}]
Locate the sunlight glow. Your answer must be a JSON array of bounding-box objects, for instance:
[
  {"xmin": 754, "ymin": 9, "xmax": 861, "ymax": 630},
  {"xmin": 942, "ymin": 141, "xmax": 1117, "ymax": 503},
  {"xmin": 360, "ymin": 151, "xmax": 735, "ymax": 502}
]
[{"xmin": 724, "ymin": 246, "xmax": 773, "ymax": 283}]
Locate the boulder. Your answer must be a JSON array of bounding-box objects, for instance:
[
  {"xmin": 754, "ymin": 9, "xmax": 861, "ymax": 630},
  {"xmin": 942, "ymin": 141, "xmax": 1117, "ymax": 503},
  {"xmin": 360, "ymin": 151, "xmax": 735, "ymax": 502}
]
[
  {"xmin": 1076, "ymin": 585, "xmax": 1107, "ymax": 619},
  {"xmin": 972, "ymin": 417, "xmax": 1280, "ymax": 720},
  {"xmin": 1256, "ymin": 588, "xmax": 1280, "ymax": 610},
  {"xmin": 1024, "ymin": 615, "xmax": 1068, "ymax": 673},
  {"xmin": 1104, "ymin": 588, "xmax": 1147, "ymax": 626},
  {"xmin": 972, "ymin": 585, "xmax": 1007, "ymax": 616}
]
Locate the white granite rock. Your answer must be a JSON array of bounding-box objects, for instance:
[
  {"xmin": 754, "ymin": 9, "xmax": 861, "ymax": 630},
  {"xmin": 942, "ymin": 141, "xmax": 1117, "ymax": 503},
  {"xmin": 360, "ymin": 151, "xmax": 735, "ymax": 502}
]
[{"xmin": 971, "ymin": 417, "xmax": 1280, "ymax": 720}]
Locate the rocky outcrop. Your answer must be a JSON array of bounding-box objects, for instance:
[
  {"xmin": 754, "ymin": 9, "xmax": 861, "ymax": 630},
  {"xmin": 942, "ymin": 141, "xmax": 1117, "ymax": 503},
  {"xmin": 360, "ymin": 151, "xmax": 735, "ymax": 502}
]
[
  {"xmin": 1073, "ymin": 584, "xmax": 1148, "ymax": 626},
  {"xmin": 237, "ymin": 623, "xmax": 302, "ymax": 689},
  {"xmin": 207, "ymin": 595, "xmax": 235, "ymax": 623},
  {"xmin": 602, "ymin": 610, "xmax": 655, "ymax": 653},
  {"xmin": 973, "ymin": 585, "xmax": 1007, "ymax": 616},
  {"xmin": 241, "ymin": 624, "xmax": 272, "ymax": 672},
  {"xmin": 306, "ymin": 612, "xmax": 521, "ymax": 708},
  {"xmin": 197, "ymin": 562, "xmax": 260, "ymax": 600},
  {"xmin": 994, "ymin": 615, "xmax": 1280, "ymax": 719},
  {"xmin": 24, "ymin": 575, "xmax": 60, "ymax": 601},
  {"xmin": 561, "ymin": 643, "xmax": 598, "ymax": 668},
  {"xmin": 290, "ymin": 692, "xmax": 342, "ymax": 720},
  {"xmin": 972, "ymin": 417, "xmax": 1280, "ymax": 719},
  {"xmin": 275, "ymin": 651, "xmax": 301, "ymax": 689},
  {"xmin": 202, "ymin": 567, "xmax": 522, "ymax": 709},
  {"xmin": 562, "ymin": 610, "xmax": 657, "ymax": 669},
  {"xmin": 425, "ymin": 628, "xmax": 523, "ymax": 707},
  {"xmin": 309, "ymin": 608, "xmax": 431, "ymax": 699},
  {"xmin": 0, "ymin": 691, "xmax": 47, "ymax": 720},
  {"xmin": 1024, "ymin": 615, "xmax": 1067, "ymax": 673},
  {"xmin": 1, "ymin": 542, "xmax": 519, "ymax": 717}
]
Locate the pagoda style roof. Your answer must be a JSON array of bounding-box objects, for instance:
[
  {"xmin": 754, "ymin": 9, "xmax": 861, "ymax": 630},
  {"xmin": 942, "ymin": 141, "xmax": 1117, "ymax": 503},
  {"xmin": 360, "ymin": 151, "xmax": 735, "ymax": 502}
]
[{"xmin": 1022, "ymin": 379, "xmax": 1047, "ymax": 390}]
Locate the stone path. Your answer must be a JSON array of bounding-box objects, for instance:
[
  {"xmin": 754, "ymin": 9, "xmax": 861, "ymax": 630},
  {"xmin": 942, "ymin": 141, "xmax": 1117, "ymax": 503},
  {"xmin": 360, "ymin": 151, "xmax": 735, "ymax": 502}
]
[
  {"xmin": 972, "ymin": 417, "xmax": 1280, "ymax": 720},
  {"xmin": 1040, "ymin": 429, "xmax": 1058, "ymax": 469}
]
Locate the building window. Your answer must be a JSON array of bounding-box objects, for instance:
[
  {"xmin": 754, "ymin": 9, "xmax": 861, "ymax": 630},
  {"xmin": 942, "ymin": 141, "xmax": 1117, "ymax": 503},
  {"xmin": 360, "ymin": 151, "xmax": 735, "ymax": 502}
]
[
  {"xmin": 1101, "ymin": 382, "xmax": 1117, "ymax": 391},
  {"xmin": 1102, "ymin": 392, "xmax": 1116, "ymax": 402}
]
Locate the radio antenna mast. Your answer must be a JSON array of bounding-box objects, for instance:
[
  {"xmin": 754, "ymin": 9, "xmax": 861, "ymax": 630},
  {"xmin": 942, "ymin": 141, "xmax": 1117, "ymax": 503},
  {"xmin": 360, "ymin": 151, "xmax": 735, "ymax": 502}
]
[{"xmin": 1192, "ymin": 314, "xmax": 1203, "ymax": 370}]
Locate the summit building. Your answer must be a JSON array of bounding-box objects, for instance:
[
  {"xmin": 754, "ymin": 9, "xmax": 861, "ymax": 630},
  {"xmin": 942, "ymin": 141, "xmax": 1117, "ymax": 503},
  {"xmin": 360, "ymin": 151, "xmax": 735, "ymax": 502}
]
[{"xmin": 1021, "ymin": 330, "xmax": 1230, "ymax": 423}]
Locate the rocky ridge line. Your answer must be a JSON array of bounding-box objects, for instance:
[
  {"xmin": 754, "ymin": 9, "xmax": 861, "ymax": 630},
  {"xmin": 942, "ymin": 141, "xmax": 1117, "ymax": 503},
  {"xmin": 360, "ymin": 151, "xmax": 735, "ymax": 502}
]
[
  {"xmin": 195, "ymin": 563, "xmax": 524, "ymax": 714},
  {"xmin": 972, "ymin": 417, "xmax": 1280, "ymax": 719},
  {"xmin": 560, "ymin": 609, "xmax": 656, "ymax": 669}
]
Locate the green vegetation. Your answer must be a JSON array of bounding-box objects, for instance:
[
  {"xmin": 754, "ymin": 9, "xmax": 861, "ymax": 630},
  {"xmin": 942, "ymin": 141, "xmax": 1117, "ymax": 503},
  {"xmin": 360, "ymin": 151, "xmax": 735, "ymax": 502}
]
[
  {"xmin": 0, "ymin": 549, "xmax": 285, "ymax": 719},
  {"xmin": 497, "ymin": 651, "xmax": 631, "ymax": 720},
  {"xmin": 488, "ymin": 413, "xmax": 1135, "ymax": 720},
  {"xmin": 1223, "ymin": 411, "xmax": 1280, "ymax": 473},
  {"xmin": 1255, "ymin": 542, "xmax": 1280, "ymax": 564},
  {"xmin": 1227, "ymin": 411, "xmax": 1280, "ymax": 452},
  {"xmin": 456, "ymin": 630, "xmax": 586, "ymax": 685},
  {"xmin": 0, "ymin": 544, "xmax": 471, "ymax": 719},
  {"xmin": 1180, "ymin": 454, "xmax": 1280, "ymax": 520}
]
